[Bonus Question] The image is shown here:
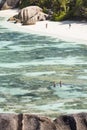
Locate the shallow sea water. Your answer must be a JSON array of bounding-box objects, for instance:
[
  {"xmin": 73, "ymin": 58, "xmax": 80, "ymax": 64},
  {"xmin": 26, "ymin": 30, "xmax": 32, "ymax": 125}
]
[{"xmin": 0, "ymin": 17, "xmax": 87, "ymax": 117}]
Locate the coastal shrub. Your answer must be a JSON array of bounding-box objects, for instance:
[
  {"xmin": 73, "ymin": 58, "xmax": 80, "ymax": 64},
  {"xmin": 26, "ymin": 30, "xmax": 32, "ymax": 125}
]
[
  {"xmin": 19, "ymin": 0, "xmax": 87, "ymax": 21},
  {"xmin": 20, "ymin": 0, "xmax": 30, "ymax": 8},
  {"xmin": 52, "ymin": 12, "xmax": 67, "ymax": 21}
]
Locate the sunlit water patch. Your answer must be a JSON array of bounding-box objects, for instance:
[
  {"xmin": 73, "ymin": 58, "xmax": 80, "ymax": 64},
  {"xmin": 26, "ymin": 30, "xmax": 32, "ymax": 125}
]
[{"xmin": 0, "ymin": 17, "xmax": 87, "ymax": 117}]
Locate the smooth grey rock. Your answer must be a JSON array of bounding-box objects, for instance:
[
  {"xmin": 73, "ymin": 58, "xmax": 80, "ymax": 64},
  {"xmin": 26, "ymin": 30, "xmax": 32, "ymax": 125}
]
[
  {"xmin": 22, "ymin": 114, "xmax": 56, "ymax": 130},
  {"xmin": 54, "ymin": 114, "xmax": 76, "ymax": 130},
  {"xmin": 54, "ymin": 113, "xmax": 87, "ymax": 130},
  {"xmin": 73, "ymin": 113, "xmax": 87, "ymax": 130},
  {"xmin": 0, "ymin": 113, "xmax": 86, "ymax": 130},
  {"xmin": 0, "ymin": 113, "xmax": 22, "ymax": 130},
  {"xmin": 8, "ymin": 6, "xmax": 49, "ymax": 25},
  {"xmin": 19, "ymin": 6, "xmax": 48, "ymax": 25},
  {"xmin": 0, "ymin": 0, "xmax": 20, "ymax": 10}
]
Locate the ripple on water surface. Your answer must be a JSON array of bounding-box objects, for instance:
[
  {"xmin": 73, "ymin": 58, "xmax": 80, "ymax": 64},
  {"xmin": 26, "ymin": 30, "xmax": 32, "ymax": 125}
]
[{"xmin": 0, "ymin": 19, "xmax": 87, "ymax": 117}]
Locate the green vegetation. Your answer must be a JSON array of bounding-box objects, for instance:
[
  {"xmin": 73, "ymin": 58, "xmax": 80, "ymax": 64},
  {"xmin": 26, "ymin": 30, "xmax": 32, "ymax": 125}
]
[{"xmin": 20, "ymin": 0, "xmax": 87, "ymax": 21}]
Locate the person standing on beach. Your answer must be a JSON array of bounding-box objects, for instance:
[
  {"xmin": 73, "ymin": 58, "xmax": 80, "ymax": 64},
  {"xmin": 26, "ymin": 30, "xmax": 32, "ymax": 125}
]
[
  {"xmin": 46, "ymin": 23, "xmax": 48, "ymax": 28},
  {"xmin": 69, "ymin": 23, "xmax": 71, "ymax": 29}
]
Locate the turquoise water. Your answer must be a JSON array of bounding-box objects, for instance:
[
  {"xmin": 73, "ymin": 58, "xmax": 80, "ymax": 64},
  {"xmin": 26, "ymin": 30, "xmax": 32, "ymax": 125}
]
[{"xmin": 0, "ymin": 17, "xmax": 87, "ymax": 117}]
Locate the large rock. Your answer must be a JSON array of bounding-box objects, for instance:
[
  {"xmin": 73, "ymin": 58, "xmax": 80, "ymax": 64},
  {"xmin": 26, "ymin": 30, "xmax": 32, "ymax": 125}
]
[
  {"xmin": 0, "ymin": 0, "xmax": 20, "ymax": 10},
  {"xmin": 0, "ymin": 113, "xmax": 22, "ymax": 130},
  {"xmin": 8, "ymin": 6, "xmax": 49, "ymax": 25},
  {"xmin": 54, "ymin": 113, "xmax": 87, "ymax": 130},
  {"xmin": 18, "ymin": 6, "xmax": 48, "ymax": 25},
  {"xmin": 22, "ymin": 114, "xmax": 56, "ymax": 130},
  {"xmin": 0, "ymin": 113, "xmax": 87, "ymax": 130},
  {"xmin": 54, "ymin": 114, "xmax": 76, "ymax": 130},
  {"xmin": 22, "ymin": 11, "xmax": 48, "ymax": 25}
]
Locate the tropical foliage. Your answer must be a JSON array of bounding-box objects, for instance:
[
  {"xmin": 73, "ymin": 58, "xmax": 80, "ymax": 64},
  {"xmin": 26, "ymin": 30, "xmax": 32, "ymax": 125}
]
[{"xmin": 20, "ymin": 0, "xmax": 87, "ymax": 21}]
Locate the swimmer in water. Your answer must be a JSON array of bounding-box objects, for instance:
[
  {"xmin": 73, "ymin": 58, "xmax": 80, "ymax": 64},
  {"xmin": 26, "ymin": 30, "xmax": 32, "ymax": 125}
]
[
  {"xmin": 59, "ymin": 81, "xmax": 62, "ymax": 87},
  {"xmin": 53, "ymin": 81, "xmax": 62, "ymax": 87},
  {"xmin": 53, "ymin": 81, "xmax": 56, "ymax": 87}
]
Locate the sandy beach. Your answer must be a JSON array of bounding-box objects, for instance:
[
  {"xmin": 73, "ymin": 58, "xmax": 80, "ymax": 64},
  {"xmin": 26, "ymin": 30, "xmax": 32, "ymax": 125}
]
[{"xmin": 0, "ymin": 9, "xmax": 87, "ymax": 44}]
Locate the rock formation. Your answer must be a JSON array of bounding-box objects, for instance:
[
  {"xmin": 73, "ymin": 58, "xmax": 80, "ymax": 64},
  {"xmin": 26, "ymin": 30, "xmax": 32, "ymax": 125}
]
[
  {"xmin": 0, "ymin": 0, "xmax": 20, "ymax": 10},
  {"xmin": 0, "ymin": 113, "xmax": 87, "ymax": 130},
  {"xmin": 8, "ymin": 6, "xmax": 49, "ymax": 25},
  {"xmin": 22, "ymin": 114, "xmax": 56, "ymax": 130},
  {"xmin": 0, "ymin": 113, "xmax": 22, "ymax": 130}
]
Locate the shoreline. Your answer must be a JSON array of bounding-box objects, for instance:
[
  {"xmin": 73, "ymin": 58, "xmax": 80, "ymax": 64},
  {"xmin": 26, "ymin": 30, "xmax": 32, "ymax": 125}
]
[{"xmin": 0, "ymin": 9, "xmax": 87, "ymax": 44}]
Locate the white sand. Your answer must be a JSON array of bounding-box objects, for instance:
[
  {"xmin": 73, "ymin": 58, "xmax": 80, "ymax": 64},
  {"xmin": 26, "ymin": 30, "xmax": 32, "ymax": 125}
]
[{"xmin": 0, "ymin": 9, "xmax": 87, "ymax": 44}]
